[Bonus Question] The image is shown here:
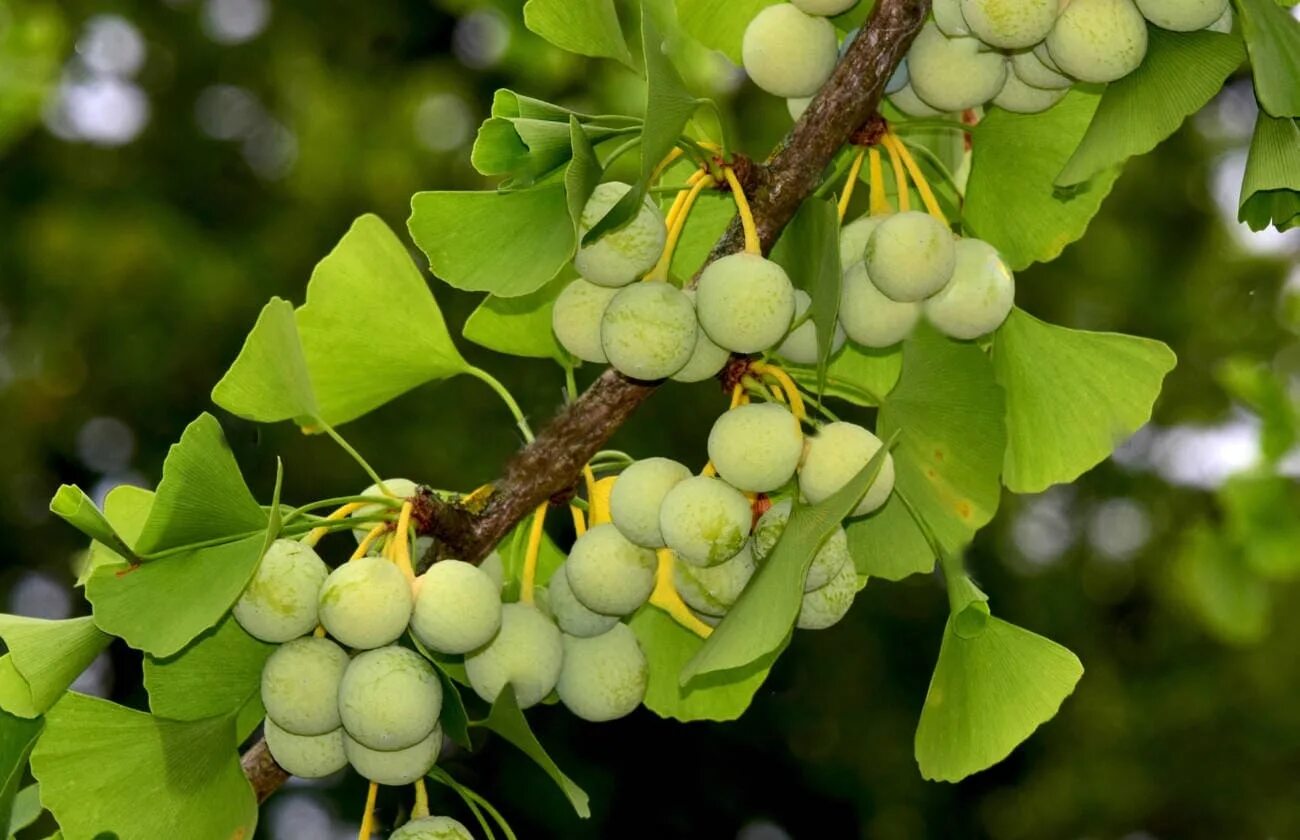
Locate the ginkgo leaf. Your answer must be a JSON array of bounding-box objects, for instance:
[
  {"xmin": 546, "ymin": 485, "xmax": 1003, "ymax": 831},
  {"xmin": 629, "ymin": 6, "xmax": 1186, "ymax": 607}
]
[
  {"xmin": 0, "ymin": 616, "xmax": 109, "ymax": 719},
  {"xmin": 523, "ymin": 0, "xmax": 634, "ymax": 68},
  {"xmin": 210, "ymin": 297, "xmax": 317, "ymax": 426},
  {"xmin": 474, "ymin": 685, "xmax": 590, "ymax": 818}
]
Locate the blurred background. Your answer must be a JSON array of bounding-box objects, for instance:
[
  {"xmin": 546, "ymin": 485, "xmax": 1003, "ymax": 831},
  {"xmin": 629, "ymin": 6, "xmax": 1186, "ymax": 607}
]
[{"xmin": 2, "ymin": 0, "xmax": 1299, "ymax": 838}]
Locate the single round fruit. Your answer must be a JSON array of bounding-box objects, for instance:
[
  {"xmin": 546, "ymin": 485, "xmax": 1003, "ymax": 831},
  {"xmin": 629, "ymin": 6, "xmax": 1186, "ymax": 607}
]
[
  {"xmin": 233, "ymin": 538, "xmax": 328, "ymax": 643},
  {"xmin": 1135, "ymin": 0, "xmax": 1227, "ymax": 31},
  {"xmin": 792, "ymin": 0, "xmax": 857, "ymax": 15},
  {"xmin": 992, "ymin": 72, "xmax": 1068, "ymax": 113},
  {"xmin": 565, "ymin": 523, "xmax": 658, "ymax": 615},
  {"xmin": 707, "ymin": 402, "xmax": 804, "ymax": 493},
  {"xmin": 480, "ymin": 549, "xmax": 504, "ymax": 590},
  {"xmin": 1207, "ymin": 7, "xmax": 1233, "ymax": 33},
  {"xmin": 787, "ymin": 96, "xmax": 813, "ymax": 121},
  {"xmin": 864, "ymin": 211, "xmax": 957, "ymax": 302},
  {"xmin": 338, "ymin": 646, "xmax": 441, "ymax": 750},
  {"xmin": 318, "ymin": 555, "xmax": 413, "ymax": 650},
  {"xmin": 464, "ymin": 603, "xmax": 564, "ymax": 709},
  {"xmin": 750, "ymin": 500, "xmax": 851, "ymax": 591},
  {"xmin": 674, "ymin": 543, "xmax": 757, "ymax": 616},
  {"xmin": 907, "ymin": 23, "xmax": 1009, "ymax": 112},
  {"xmin": 553, "ymin": 278, "xmax": 619, "ymax": 364},
  {"xmin": 260, "ymin": 636, "xmax": 349, "ymax": 736},
  {"xmin": 923, "ymin": 238, "xmax": 1015, "ymax": 339},
  {"xmin": 351, "ymin": 478, "xmax": 422, "ymax": 545},
  {"xmin": 1010, "ymin": 49, "xmax": 1074, "ymax": 89},
  {"xmin": 799, "ymin": 421, "xmax": 895, "ymax": 516},
  {"xmin": 557, "ymin": 623, "xmax": 648, "ymax": 722},
  {"xmin": 263, "ymin": 719, "xmax": 347, "ymax": 779},
  {"xmin": 391, "ymin": 816, "xmax": 474, "ymax": 840},
  {"xmin": 574, "ymin": 182, "xmax": 667, "ymax": 287},
  {"xmin": 659, "ymin": 476, "xmax": 753, "ymax": 567},
  {"xmin": 839, "ymin": 215, "xmax": 882, "ymax": 267},
  {"xmin": 671, "ymin": 289, "xmax": 731, "ymax": 383},
  {"xmin": 344, "ymin": 725, "xmax": 442, "ymax": 786},
  {"xmin": 933, "ymin": 0, "xmax": 971, "ymax": 36},
  {"xmin": 1046, "ymin": 0, "xmax": 1148, "ymax": 84},
  {"xmin": 411, "ymin": 560, "xmax": 502, "ymax": 655},
  {"xmin": 600, "ymin": 282, "xmax": 697, "ymax": 381},
  {"xmin": 549, "ymin": 563, "xmax": 620, "ymax": 638},
  {"xmin": 889, "ymin": 84, "xmax": 945, "ymax": 117},
  {"xmin": 609, "ymin": 457, "xmax": 692, "ymax": 547},
  {"xmin": 742, "ymin": 4, "xmax": 838, "ymax": 98},
  {"xmin": 961, "ymin": 0, "xmax": 1060, "ymax": 49},
  {"xmin": 777, "ymin": 289, "xmax": 847, "ymax": 366},
  {"xmin": 696, "ymin": 253, "xmax": 797, "ymax": 353},
  {"xmin": 839, "ymin": 261, "xmax": 922, "ymax": 348},
  {"xmin": 797, "ymin": 558, "xmax": 860, "ymax": 630}
]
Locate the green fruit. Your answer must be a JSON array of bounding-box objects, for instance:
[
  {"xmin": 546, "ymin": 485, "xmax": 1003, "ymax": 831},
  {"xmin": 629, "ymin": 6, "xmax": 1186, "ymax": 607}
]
[
  {"xmin": 574, "ymin": 182, "xmax": 667, "ymax": 287},
  {"xmin": 480, "ymin": 549, "xmax": 504, "ymax": 590},
  {"xmin": 792, "ymin": 0, "xmax": 857, "ymax": 15},
  {"xmin": 798, "ymin": 421, "xmax": 895, "ymax": 516},
  {"xmin": 797, "ymin": 559, "xmax": 859, "ymax": 630},
  {"xmin": 548, "ymin": 563, "xmax": 620, "ymax": 638},
  {"xmin": 411, "ymin": 560, "xmax": 502, "ymax": 655},
  {"xmin": 907, "ymin": 23, "xmax": 1009, "ymax": 112},
  {"xmin": 671, "ymin": 289, "xmax": 731, "ymax": 383},
  {"xmin": 839, "ymin": 215, "xmax": 882, "ymax": 267},
  {"xmin": 318, "ymin": 555, "xmax": 413, "ymax": 650},
  {"xmin": 352, "ymin": 478, "xmax": 425, "ymax": 550},
  {"xmin": 659, "ymin": 476, "xmax": 752, "ymax": 567},
  {"xmin": 263, "ymin": 719, "xmax": 347, "ymax": 779},
  {"xmin": 600, "ymin": 282, "xmax": 697, "ymax": 381},
  {"xmin": 777, "ymin": 289, "xmax": 847, "ymax": 366},
  {"xmin": 787, "ymin": 96, "xmax": 813, "ymax": 121},
  {"xmin": 338, "ymin": 645, "xmax": 441, "ymax": 750},
  {"xmin": 742, "ymin": 4, "xmax": 838, "ymax": 98},
  {"xmin": 565, "ymin": 523, "xmax": 658, "ymax": 615},
  {"xmin": 260, "ymin": 636, "xmax": 349, "ymax": 735},
  {"xmin": 233, "ymin": 538, "xmax": 328, "ymax": 643},
  {"xmin": 839, "ymin": 261, "xmax": 922, "ymax": 348},
  {"xmin": 553, "ymin": 278, "xmax": 619, "ymax": 364},
  {"xmin": 889, "ymin": 84, "xmax": 945, "ymax": 117},
  {"xmin": 391, "ymin": 816, "xmax": 475, "ymax": 840},
  {"xmin": 557, "ymin": 623, "xmax": 648, "ymax": 722},
  {"xmin": 696, "ymin": 252, "xmax": 796, "ymax": 353},
  {"xmin": 1135, "ymin": 0, "xmax": 1227, "ymax": 31},
  {"xmin": 344, "ymin": 724, "xmax": 442, "ymax": 786},
  {"xmin": 750, "ymin": 500, "xmax": 850, "ymax": 591},
  {"xmin": 464, "ymin": 603, "xmax": 563, "ymax": 709},
  {"xmin": 1010, "ymin": 49, "xmax": 1074, "ymax": 89},
  {"xmin": 609, "ymin": 457, "xmax": 692, "ymax": 547},
  {"xmin": 707, "ymin": 402, "xmax": 804, "ymax": 493},
  {"xmin": 933, "ymin": 0, "xmax": 971, "ymax": 36},
  {"xmin": 864, "ymin": 211, "xmax": 957, "ymax": 302},
  {"xmin": 923, "ymin": 238, "xmax": 1015, "ymax": 339},
  {"xmin": 992, "ymin": 73, "xmax": 1068, "ymax": 113},
  {"xmin": 673, "ymin": 543, "xmax": 757, "ymax": 616},
  {"xmin": 1207, "ymin": 7, "xmax": 1233, "ymax": 33},
  {"xmin": 1046, "ymin": 0, "xmax": 1148, "ymax": 84},
  {"xmin": 961, "ymin": 0, "xmax": 1061, "ymax": 49}
]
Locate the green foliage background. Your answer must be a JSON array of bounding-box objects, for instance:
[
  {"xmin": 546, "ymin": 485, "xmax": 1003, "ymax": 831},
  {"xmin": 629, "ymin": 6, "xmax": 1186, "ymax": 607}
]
[{"xmin": 1, "ymin": 0, "xmax": 1298, "ymax": 837}]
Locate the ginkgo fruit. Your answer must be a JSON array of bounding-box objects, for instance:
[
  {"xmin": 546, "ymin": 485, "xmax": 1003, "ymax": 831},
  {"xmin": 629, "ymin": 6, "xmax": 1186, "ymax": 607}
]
[
  {"xmin": 707, "ymin": 402, "xmax": 804, "ymax": 493},
  {"xmin": 839, "ymin": 215, "xmax": 882, "ymax": 267},
  {"xmin": 390, "ymin": 816, "xmax": 475, "ymax": 840},
  {"xmin": 742, "ymin": 4, "xmax": 839, "ymax": 98},
  {"xmin": 318, "ymin": 555, "xmax": 413, "ymax": 650},
  {"xmin": 923, "ymin": 238, "xmax": 1016, "ymax": 339},
  {"xmin": 1010, "ymin": 49, "xmax": 1074, "ymax": 89},
  {"xmin": 673, "ymin": 543, "xmax": 757, "ymax": 616},
  {"xmin": 933, "ymin": 0, "xmax": 971, "ymax": 36},
  {"xmin": 695, "ymin": 252, "xmax": 797, "ymax": 353},
  {"xmin": 565, "ymin": 523, "xmax": 658, "ymax": 615},
  {"xmin": 865, "ymin": 211, "xmax": 957, "ymax": 302},
  {"xmin": 906, "ymin": 23, "xmax": 1009, "ymax": 112},
  {"xmin": 992, "ymin": 73, "xmax": 1068, "ymax": 113},
  {"xmin": 233, "ymin": 538, "xmax": 328, "ymax": 643},
  {"xmin": 659, "ymin": 475, "xmax": 753, "ymax": 567},
  {"xmin": 263, "ymin": 718, "xmax": 347, "ymax": 779},
  {"xmin": 410, "ymin": 559, "xmax": 502, "ymax": 654},
  {"xmin": 352, "ymin": 478, "xmax": 428, "ymax": 556},
  {"xmin": 889, "ymin": 84, "xmax": 946, "ymax": 117},
  {"xmin": 839, "ymin": 261, "xmax": 922, "ymax": 348},
  {"xmin": 338, "ymin": 645, "xmax": 442, "ymax": 751},
  {"xmin": 600, "ymin": 282, "xmax": 697, "ymax": 381},
  {"xmin": 751, "ymin": 499, "xmax": 851, "ymax": 591},
  {"xmin": 609, "ymin": 457, "xmax": 692, "ymax": 547},
  {"xmin": 797, "ymin": 559, "xmax": 860, "ymax": 630},
  {"xmin": 548, "ymin": 562, "xmax": 620, "ymax": 638},
  {"xmin": 1045, "ymin": 0, "xmax": 1149, "ymax": 84},
  {"xmin": 1134, "ymin": 0, "xmax": 1228, "ymax": 31},
  {"xmin": 961, "ymin": 0, "xmax": 1061, "ymax": 49},
  {"xmin": 552, "ymin": 278, "xmax": 619, "ymax": 364},
  {"xmin": 776, "ymin": 289, "xmax": 847, "ymax": 366},
  {"xmin": 798, "ymin": 421, "xmax": 895, "ymax": 516},
  {"xmin": 344, "ymin": 724, "xmax": 442, "ymax": 786},
  {"xmin": 671, "ymin": 290, "xmax": 731, "ymax": 383},
  {"xmin": 260, "ymin": 636, "xmax": 349, "ymax": 736},
  {"xmin": 791, "ymin": 0, "xmax": 858, "ymax": 15},
  {"xmin": 465, "ymin": 603, "xmax": 564, "ymax": 709},
  {"xmin": 574, "ymin": 182, "xmax": 667, "ymax": 287},
  {"xmin": 556, "ymin": 623, "xmax": 649, "ymax": 722}
]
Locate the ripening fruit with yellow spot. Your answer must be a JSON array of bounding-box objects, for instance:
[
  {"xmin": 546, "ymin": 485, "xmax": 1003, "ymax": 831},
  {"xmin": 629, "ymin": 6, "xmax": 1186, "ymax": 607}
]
[
  {"xmin": 552, "ymin": 278, "xmax": 618, "ymax": 364},
  {"xmin": 318, "ymin": 555, "xmax": 413, "ymax": 650},
  {"xmin": 565, "ymin": 523, "xmax": 658, "ymax": 615},
  {"xmin": 673, "ymin": 543, "xmax": 757, "ymax": 616},
  {"xmin": 574, "ymin": 182, "xmax": 667, "ymax": 287},
  {"xmin": 410, "ymin": 559, "xmax": 502, "ymax": 654},
  {"xmin": 750, "ymin": 499, "xmax": 851, "ymax": 591},
  {"xmin": 338, "ymin": 645, "xmax": 442, "ymax": 751},
  {"xmin": 263, "ymin": 719, "xmax": 347, "ymax": 779},
  {"xmin": 600, "ymin": 282, "xmax": 697, "ymax": 381},
  {"xmin": 610, "ymin": 457, "xmax": 692, "ymax": 548},
  {"xmin": 344, "ymin": 724, "xmax": 442, "ymax": 786},
  {"xmin": 865, "ymin": 211, "xmax": 957, "ymax": 302},
  {"xmin": 464, "ymin": 603, "xmax": 563, "ymax": 709},
  {"xmin": 992, "ymin": 73, "xmax": 1069, "ymax": 113},
  {"xmin": 659, "ymin": 476, "xmax": 753, "ymax": 567},
  {"xmin": 1046, "ymin": 0, "xmax": 1149, "ymax": 84},
  {"xmin": 260, "ymin": 636, "xmax": 349, "ymax": 736},
  {"xmin": 1135, "ymin": 0, "xmax": 1228, "ymax": 31},
  {"xmin": 696, "ymin": 253, "xmax": 797, "ymax": 353},
  {"xmin": 233, "ymin": 539, "xmax": 328, "ymax": 643},
  {"xmin": 548, "ymin": 562, "xmax": 620, "ymax": 638},
  {"xmin": 742, "ymin": 4, "xmax": 839, "ymax": 98},
  {"xmin": 924, "ymin": 238, "xmax": 1016, "ymax": 339},
  {"xmin": 961, "ymin": 0, "xmax": 1062, "ymax": 49},
  {"xmin": 707, "ymin": 402, "xmax": 804, "ymax": 493},
  {"xmin": 907, "ymin": 23, "xmax": 1009, "ymax": 112},
  {"xmin": 839, "ymin": 261, "xmax": 922, "ymax": 348},
  {"xmin": 798, "ymin": 421, "xmax": 895, "ymax": 516},
  {"xmin": 557, "ymin": 623, "xmax": 648, "ymax": 722},
  {"xmin": 390, "ymin": 816, "xmax": 475, "ymax": 840},
  {"xmin": 797, "ymin": 559, "xmax": 860, "ymax": 630},
  {"xmin": 777, "ymin": 289, "xmax": 847, "ymax": 366},
  {"xmin": 1010, "ymin": 49, "xmax": 1074, "ymax": 90}
]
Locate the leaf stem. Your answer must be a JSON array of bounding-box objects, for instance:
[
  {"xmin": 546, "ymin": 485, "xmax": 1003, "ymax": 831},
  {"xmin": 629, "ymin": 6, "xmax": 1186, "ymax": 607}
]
[
  {"xmin": 601, "ymin": 136, "xmax": 644, "ymax": 170},
  {"xmin": 648, "ymin": 548, "xmax": 713, "ymax": 638},
  {"xmin": 467, "ymin": 366, "xmax": 535, "ymax": 443},
  {"xmin": 319, "ymin": 421, "xmax": 387, "ymax": 489},
  {"xmin": 881, "ymin": 135, "xmax": 911, "ymax": 212}
]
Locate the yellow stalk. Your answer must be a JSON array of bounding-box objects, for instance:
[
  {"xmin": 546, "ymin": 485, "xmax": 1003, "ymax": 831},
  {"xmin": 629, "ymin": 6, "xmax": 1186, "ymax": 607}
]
[
  {"xmin": 867, "ymin": 148, "xmax": 891, "ymax": 216},
  {"xmin": 649, "ymin": 549, "xmax": 713, "ymax": 639},
  {"xmin": 882, "ymin": 136, "xmax": 911, "ymax": 213},
  {"xmin": 302, "ymin": 501, "xmax": 365, "ymax": 548},
  {"xmin": 352, "ymin": 524, "xmax": 387, "ymax": 561},
  {"xmin": 520, "ymin": 501, "xmax": 548, "ymax": 604},
  {"xmin": 837, "ymin": 147, "xmax": 867, "ymax": 222},
  {"xmin": 886, "ymin": 133, "xmax": 948, "ymax": 224},
  {"xmin": 751, "ymin": 361, "xmax": 806, "ymax": 422},
  {"xmin": 722, "ymin": 165, "xmax": 761, "ymax": 255},
  {"xmin": 357, "ymin": 782, "xmax": 378, "ymax": 840}
]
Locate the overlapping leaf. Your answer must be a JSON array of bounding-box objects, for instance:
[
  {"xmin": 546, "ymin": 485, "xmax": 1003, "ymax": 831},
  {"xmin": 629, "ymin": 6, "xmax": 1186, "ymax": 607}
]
[
  {"xmin": 675, "ymin": 0, "xmax": 777, "ymax": 65},
  {"xmin": 844, "ymin": 494, "xmax": 934, "ymax": 581},
  {"xmin": 473, "ymin": 686, "xmax": 590, "ymax": 818},
  {"xmin": 0, "ymin": 713, "xmax": 42, "ymax": 834},
  {"xmin": 0, "ymin": 616, "xmax": 110, "ymax": 719},
  {"xmin": 1238, "ymin": 111, "xmax": 1300, "ymax": 232},
  {"xmin": 1237, "ymin": 0, "xmax": 1300, "ymax": 118},
  {"xmin": 786, "ymin": 343, "xmax": 903, "ymax": 407},
  {"xmin": 771, "ymin": 197, "xmax": 842, "ymax": 392},
  {"xmin": 463, "ymin": 273, "xmax": 569, "ymax": 361},
  {"xmin": 523, "ymin": 0, "xmax": 634, "ymax": 68},
  {"xmin": 470, "ymin": 90, "xmax": 626, "ymax": 185}
]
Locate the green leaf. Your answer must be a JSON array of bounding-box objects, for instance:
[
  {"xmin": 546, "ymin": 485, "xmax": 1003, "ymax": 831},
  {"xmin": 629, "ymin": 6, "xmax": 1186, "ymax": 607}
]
[
  {"xmin": 31, "ymin": 694, "xmax": 258, "ymax": 840},
  {"xmin": 771, "ymin": 197, "xmax": 842, "ymax": 392},
  {"xmin": 785, "ymin": 344, "xmax": 903, "ymax": 407},
  {"xmin": 470, "ymin": 91, "xmax": 627, "ymax": 185},
  {"xmin": 8, "ymin": 782, "xmax": 41, "ymax": 836},
  {"xmin": 427, "ymin": 766, "xmax": 519, "ymax": 840},
  {"xmin": 1220, "ymin": 473, "xmax": 1300, "ymax": 580},
  {"xmin": 410, "ymin": 636, "xmax": 472, "ymax": 749},
  {"xmin": 993, "ymin": 308, "xmax": 1176, "ymax": 494},
  {"xmin": 473, "ymin": 685, "xmax": 590, "ymax": 818},
  {"xmin": 48, "ymin": 484, "xmax": 138, "ymax": 565},
  {"xmin": 914, "ymin": 610, "xmax": 1083, "ymax": 782},
  {"xmin": 1237, "ymin": 0, "xmax": 1300, "ymax": 118},
  {"xmin": 627, "ymin": 607, "xmax": 777, "ymax": 722},
  {"xmin": 1057, "ymin": 29, "xmax": 1245, "ymax": 186},
  {"xmin": 681, "ymin": 436, "xmax": 895, "ymax": 683},
  {"xmin": 498, "ymin": 517, "xmax": 567, "ymax": 603},
  {"xmin": 0, "ymin": 2, "xmax": 66, "ymax": 154},
  {"xmin": 143, "ymin": 616, "xmax": 274, "ymax": 743},
  {"xmin": 667, "ymin": 190, "xmax": 733, "ymax": 281},
  {"xmin": 410, "ymin": 186, "xmax": 574, "ymax": 297},
  {"xmin": 964, "ymin": 90, "xmax": 1121, "ymax": 270},
  {"xmin": 0, "ymin": 713, "xmax": 42, "ymax": 834},
  {"xmin": 210, "ymin": 297, "xmax": 317, "ymax": 427},
  {"xmin": 1216, "ymin": 356, "xmax": 1297, "ymax": 460},
  {"xmin": 565, "ymin": 116, "xmax": 603, "ymax": 235},
  {"xmin": 523, "ymin": 0, "xmax": 634, "ymax": 68},
  {"xmin": 1174, "ymin": 523, "xmax": 1270, "ymax": 645},
  {"xmin": 80, "ymin": 485, "xmax": 153, "ymax": 587},
  {"xmin": 1238, "ymin": 111, "xmax": 1300, "ymax": 232},
  {"xmin": 676, "ymin": 0, "xmax": 777, "ymax": 64},
  {"xmin": 845, "ymin": 494, "xmax": 935, "ymax": 581},
  {"xmin": 0, "ymin": 616, "xmax": 110, "ymax": 719},
  {"xmin": 463, "ymin": 273, "xmax": 568, "ymax": 361}
]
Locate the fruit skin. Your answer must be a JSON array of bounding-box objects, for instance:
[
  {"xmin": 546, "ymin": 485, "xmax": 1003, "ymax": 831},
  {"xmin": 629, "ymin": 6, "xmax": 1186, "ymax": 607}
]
[
  {"xmin": 344, "ymin": 724, "xmax": 442, "ymax": 786},
  {"xmin": 992, "ymin": 72, "xmax": 1069, "ymax": 113},
  {"xmin": 318, "ymin": 555, "xmax": 413, "ymax": 650},
  {"xmin": 865, "ymin": 211, "xmax": 957, "ymax": 302},
  {"xmin": 933, "ymin": 0, "xmax": 971, "ymax": 36},
  {"xmin": 672, "ymin": 289, "xmax": 731, "ymax": 383},
  {"xmin": 923, "ymin": 238, "xmax": 1016, "ymax": 339},
  {"xmin": 750, "ymin": 500, "xmax": 850, "ymax": 591},
  {"xmin": 889, "ymin": 84, "xmax": 945, "ymax": 118},
  {"xmin": 600, "ymin": 282, "xmax": 697, "ymax": 381},
  {"xmin": 777, "ymin": 289, "xmax": 847, "ymax": 366},
  {"xmin": 791, "ymin": 0, "xmax": 857, "ymax": 15},
  {"xmin": 839, "ymin": 215, "xmax": 882, "ymax": 267},
  {"xmin": 659, "ymin": 476, "xmax": 753, "ymax": 567},
  {"xmin": 798, "ymin": 421, "xmax": 895, "ymax": 516},
  {"xmin": 479, "ymin": 549, "xmax": 504, "ymax": 590},
  {"xmin": 410, "ymin": 560, "xmax": 502, "ymax": 655},
  {"xmin": 1046, "ymin": 0, "xmax": 1149, "ymax": 84},
  {"xmin": 338, "ymin": 646, "xmax": 442, "ymax": 750},
  {"xmin": 263, "ymin": 719, "xmax": 347, "ymax": 779},
  {"xmin": 465, "ymin": 603, "xmax": 563, "ymax": 709},
  {"xmin": 609, "ymin": 457, "xmax": 692, "ymax": 548},
  {"xmin": 696, "ymin": 252, "xmax": 797, "ymax": 353},
  {"xmin": 390, "ymin": 816, "xmax": 475, "ymax": 840},
  {"xmin": 907, "ymin": 23, "xmax": 1009, "ymax": 112},
  {"xmin": 548, "ymin": 562, "xmax": 620, "ymax": 638},
  {"xmin": 1207, "ymin": 7, "xmax": 1233, "ymax": 33},
  {"xmin": 787, "ymin": 96, "xmax": 813, "ymax": 121},
  {"xmin": 553, "ymin": 278, "xmax": 619, "ymax": 364},
  {"xmin": 574, "ymin": 182, "xmax": 667, "ymax": 287},
  {"xmin": 352, "ymin": 479, "xmax": 432, "ymax": 558},
  {"xmin": 260, "ymin": 636, "xmax": 349, "ymax": 736},
  {"xmin": 1134, "ymin": 0, "xmax": 1227, "ymax": 31},
  {"xmin": 839, "ymin": 261, "xmax": 922, "ymax": 348},
  {"xmin": 797, "ymin": 557, "xmax": 860, "ymax": 630},
  {"xmin": 742, "ymin": 4, "xmax": 839, "ymax": 98},
  {"xmin": 556, "ymin": 623, "xmax": 649, "ymax": 722},
  {"xmin": 565, "ymin": 523, "xmax": 658, "ymax": 615},
  {"xmin": 233, "ymin": 538, "xmax": 328, "ymax": 643},
  {"xmin": 707, "ymin": 402, "xmax": 804, "ymax": 493},
  {"xmin": 961, "ymin": 0, "xmax": 1061, "ymax": 49},
  {"xmin": 1011, "ymin": 49, "xmax": 1074, "ymax": 89},
  {"xmin": 673, "ymin": 543, "xmax": 757, "ymax": 616}
]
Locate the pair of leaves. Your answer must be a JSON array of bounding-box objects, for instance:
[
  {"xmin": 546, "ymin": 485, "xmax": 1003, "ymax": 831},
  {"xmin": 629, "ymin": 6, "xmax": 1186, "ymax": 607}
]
[
  {"xmin": 470, "ymin": 91, "xmax": 626, "ymax": 187},
  {"xmin": 1237, "ymin": 0, "xmax": 1300, "ymax": 119},
  {"xmin": 0, "ymin": 616, "xmax": 109, "ymax": 719}
]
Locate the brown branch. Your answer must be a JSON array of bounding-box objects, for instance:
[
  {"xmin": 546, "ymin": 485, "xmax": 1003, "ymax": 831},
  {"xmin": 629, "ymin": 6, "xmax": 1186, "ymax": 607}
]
[{"xmin": 242, "ymin": 0, "xmax": 928, "ymax": 801}]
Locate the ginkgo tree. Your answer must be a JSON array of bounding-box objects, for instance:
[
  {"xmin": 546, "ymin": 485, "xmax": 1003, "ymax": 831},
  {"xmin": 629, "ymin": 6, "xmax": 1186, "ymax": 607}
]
[{"xmin": 2, "ymin": 0, "xmax": 1298, "ymax": 837}]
